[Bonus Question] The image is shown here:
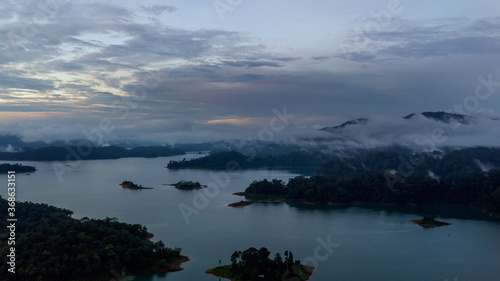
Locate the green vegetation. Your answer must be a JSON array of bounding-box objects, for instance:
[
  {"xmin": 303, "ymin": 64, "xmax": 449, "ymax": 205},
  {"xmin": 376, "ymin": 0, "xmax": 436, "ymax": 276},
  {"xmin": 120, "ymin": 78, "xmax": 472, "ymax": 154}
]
[
  {"xmin": 412, "ymin": 216, "xmax": 452, "ymax": 228},
  {"xmin": 0, "ymin": 145, "xmax": 185, "ymax": 161},
  {"xmin": 167, "ymin": 151, "xmax": 329, "ymax": 170},
  {"xmin": 120, "ymin": 181, "xmax": 153, "ymax": 189},
  {"xmin": 0, "ymin": 163, "xmax": 36, "ymax": 173},
  {"xmin": 170, "ymin": 180, "xmax": 202, "ymax": 190},
  {"xmin": 206, "ymin": 247, "xmax": 314, "ymax": 281},
  {"xmin": 230, "ymin": 147, "xmax": 500, "ymax": 214},
  {"xmin": 0, "ymin": 198, "xmax": 187, "ymax": 281},
  {"xmin": 245, "ymin": 179, "xmax": 287, "ymax": 196}
]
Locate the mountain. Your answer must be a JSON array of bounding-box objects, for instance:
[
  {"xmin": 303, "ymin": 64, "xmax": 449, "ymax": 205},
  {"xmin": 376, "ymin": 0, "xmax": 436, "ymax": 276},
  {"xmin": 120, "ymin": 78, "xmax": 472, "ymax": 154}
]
[
  {"xmin": 315, "ymin": 111, "xmax": 499, "ymax": 152},
  {"xmin": 321, "ymin": 118, "xmax": 369, "ymax": 132},
  {"xmin": 403, "ymin": 111, "xmax": 471, "ymax": 124},
  {"xmin": 322, "ymin": 111, "xmax": 472, "ymax": 133}
]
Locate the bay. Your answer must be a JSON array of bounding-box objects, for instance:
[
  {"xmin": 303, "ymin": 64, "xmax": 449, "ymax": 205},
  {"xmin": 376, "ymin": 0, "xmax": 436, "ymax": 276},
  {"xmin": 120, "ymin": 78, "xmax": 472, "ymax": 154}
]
[{"xmin": 1, "ymin": 153, "xmax": 499, "ymax": 281}]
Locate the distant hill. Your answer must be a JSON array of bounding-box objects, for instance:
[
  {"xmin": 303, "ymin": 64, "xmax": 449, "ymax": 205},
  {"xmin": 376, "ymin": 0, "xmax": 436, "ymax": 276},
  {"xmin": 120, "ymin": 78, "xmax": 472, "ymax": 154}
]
[
  {"xmin": 403, "ymin": 111, "xmax": 471, "ymax": 124},
  {"xmin": 322, "ymin": 111, "xmax": 475, "ymax": 132},
  {"xmin": 167, "ymin": 150, "xmax": 330, "ymax": 171},
  {"xmin": 321, "ymin": 118, "xmax": 369, "ymax": 132},
  {"xmin": 0, "ymin": 145, "xmax": 185, "ymax": 161}
]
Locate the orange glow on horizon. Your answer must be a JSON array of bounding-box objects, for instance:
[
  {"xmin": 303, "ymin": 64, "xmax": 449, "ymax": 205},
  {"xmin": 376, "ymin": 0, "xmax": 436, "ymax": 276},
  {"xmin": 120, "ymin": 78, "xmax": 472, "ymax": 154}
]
[
  {"xmin": 0, "ymin": 111, "xmax": 73, "ymax": 121},
  {"xmin": 206, "ymin": 117, "xmax": 259, "ymax": 126}
]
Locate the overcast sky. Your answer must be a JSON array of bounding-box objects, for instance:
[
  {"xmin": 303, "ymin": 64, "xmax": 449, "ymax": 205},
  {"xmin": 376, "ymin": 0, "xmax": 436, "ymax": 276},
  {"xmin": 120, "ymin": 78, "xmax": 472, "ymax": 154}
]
[{"xmin": 1, "ymin": 0, "xmax": 499, "ymax": 144}]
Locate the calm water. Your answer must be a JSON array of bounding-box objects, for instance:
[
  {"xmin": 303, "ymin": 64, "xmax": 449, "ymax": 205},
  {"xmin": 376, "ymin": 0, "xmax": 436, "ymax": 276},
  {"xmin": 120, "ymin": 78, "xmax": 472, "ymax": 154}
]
[{"xmin": 1, "ymin": 153, "xmax": 500, "ymax": 281}]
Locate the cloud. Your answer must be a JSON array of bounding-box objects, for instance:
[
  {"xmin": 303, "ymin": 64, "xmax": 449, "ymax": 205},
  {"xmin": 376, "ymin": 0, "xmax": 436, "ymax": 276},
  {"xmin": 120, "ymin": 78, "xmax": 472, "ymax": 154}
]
[
  {"xmin": 141, "ymin": 5, "xmax": 177, "ymax": 16},
  {"xmin": 339, "ymin": 17, "xmax": 500, "ymax": 62},
  {"xmin": 0, "ymin": 72, "xmax": 55, "ymax": 91},
  {"xmin": 337, "ymin": 52, "xmax": 375, "ymax": 62},
  {"xmin": 311, "ymin": 56, "xmax": 331, "ymax": 61},
  {"xmin": 0, "ymin": 1, "xmax": 499, "ymax": 146},
  {"xmin": 221, "ymin": 60, "xmax": 284, "ymax": 68}
]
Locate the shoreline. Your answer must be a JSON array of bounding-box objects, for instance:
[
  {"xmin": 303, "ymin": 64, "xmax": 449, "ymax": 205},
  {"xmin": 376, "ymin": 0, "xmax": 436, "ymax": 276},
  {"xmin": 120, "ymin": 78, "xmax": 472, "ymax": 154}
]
[
  {"xmin": 226, "ymin": 197, "xmax": 500, "ymax": 219},
  {"xmin": 205, "ymin": 271, "xmax": 235, "ymax": 281},
  {"xmin": 115, "ymin": 232, "xmax": 189, "ymax": 280}
]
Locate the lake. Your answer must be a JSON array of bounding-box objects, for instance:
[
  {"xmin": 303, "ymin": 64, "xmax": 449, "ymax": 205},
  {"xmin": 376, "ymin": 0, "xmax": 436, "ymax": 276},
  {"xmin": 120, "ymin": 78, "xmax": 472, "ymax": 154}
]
[{"xmin": 1, "ymin": 153, "xmax": 500, "ymax": 281}]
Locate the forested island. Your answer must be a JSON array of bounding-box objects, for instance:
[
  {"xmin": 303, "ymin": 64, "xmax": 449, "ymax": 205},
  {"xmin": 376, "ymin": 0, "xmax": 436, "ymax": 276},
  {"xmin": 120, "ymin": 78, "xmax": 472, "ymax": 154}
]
[
  {"xmin": 169, "ymin": 180, "xmax": 203, "ymax": 190},
  {"xmin": 0, "ymin": 163, "xmax": 36, "ymax": 173},
  {"xmin": 228, "ymin": 147, "xmax": 500, "ymax": 214},
  {"xmin": 0, "ymin": 197, "xmax": 188, "ymax": 281},
  {"xmin": 206, "ymin": 247, "xmax": 314, "ymax": 281},
  {"xmin": 120, "ymin": 181, "xmax": 153, "ymax": 190},
  {"xmin": 0, "ymin": 145, "xmax": 185, "ymax": 161}
]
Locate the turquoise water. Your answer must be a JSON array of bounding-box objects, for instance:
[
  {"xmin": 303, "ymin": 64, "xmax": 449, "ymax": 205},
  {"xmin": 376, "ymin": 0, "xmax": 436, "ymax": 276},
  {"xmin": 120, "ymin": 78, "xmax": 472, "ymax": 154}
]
[{"xmin": 1, "ymin": 153, "xmax": 499, "ymax": 281}]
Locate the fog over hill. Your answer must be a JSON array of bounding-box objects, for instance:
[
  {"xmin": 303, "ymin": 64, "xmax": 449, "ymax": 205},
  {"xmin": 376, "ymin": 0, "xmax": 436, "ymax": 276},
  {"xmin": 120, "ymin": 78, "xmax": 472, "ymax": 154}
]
[
  {"xmin": 311, "ymin": 111, "xmax": 500, "ymax": 152},
  {"xmin": 1, "ymin": 111, "xmax": 498, "ymax": 155}
]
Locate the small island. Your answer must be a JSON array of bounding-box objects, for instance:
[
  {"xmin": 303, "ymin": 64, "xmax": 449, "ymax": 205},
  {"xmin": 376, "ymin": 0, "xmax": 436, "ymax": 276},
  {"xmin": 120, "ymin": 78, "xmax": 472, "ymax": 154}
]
[
  {"xmin": 120, "ymin": 180, "xmax": 153, "ymax": 190},
  {"xmin": 0, "ymin": 163, "xmax": 36, "ymax": 173},
  {"xmin": 412, "ymin": 216, "xmax": 452, "ymax": 228},
  {"xmin": 169, "ymin": 180, "xmax": 203, "ymax": 190},
  {"xmin": 206, "ymin": 247, "xmax": 315, "ymax": 281}
]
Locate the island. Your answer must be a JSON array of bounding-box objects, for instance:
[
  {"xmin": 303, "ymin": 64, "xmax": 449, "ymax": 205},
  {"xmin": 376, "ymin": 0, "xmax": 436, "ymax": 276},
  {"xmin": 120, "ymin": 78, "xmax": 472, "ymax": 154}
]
[
  {"xmin": 169, "ymin": 180, "xmax": 203, "ymax": 190},
  {"xmin": 0, "ymin": 197, "xmax": 188, "ymax": 281},
  {"xmin": 0, "ymin": 163, "xmax": 36, "ymax": 173},
  {"xmin": 120, "ymin": 180, "xmax": 153, "ymax": 189},
  {"xmin": 412, "ymin": 216, "xmax": 452, "ymax": 228},
  {"xmin": 206, "ymin": 247, "xmax": 315, "ymax": 281}
]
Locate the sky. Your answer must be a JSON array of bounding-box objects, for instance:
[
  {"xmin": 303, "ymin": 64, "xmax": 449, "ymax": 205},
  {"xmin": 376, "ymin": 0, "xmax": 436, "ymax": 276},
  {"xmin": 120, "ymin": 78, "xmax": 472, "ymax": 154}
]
[{"xmin": 0, "ymin": 0, "xmax": 500, "ymax": 145}]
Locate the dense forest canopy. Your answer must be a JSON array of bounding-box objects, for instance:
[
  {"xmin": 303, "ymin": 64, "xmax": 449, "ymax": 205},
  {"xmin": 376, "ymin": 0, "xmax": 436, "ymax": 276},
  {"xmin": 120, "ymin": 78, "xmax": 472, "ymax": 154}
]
[
  {"xmin": 245, "ymin": 179, "xmax": 287, "ymax": 195},
  {"xmin": 0, "ymin": 198, "xmax": 185, "ymax": 281},
  {"xmin": 242, "ymin": 147, "xmax": 500, "ymax": 213}
]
